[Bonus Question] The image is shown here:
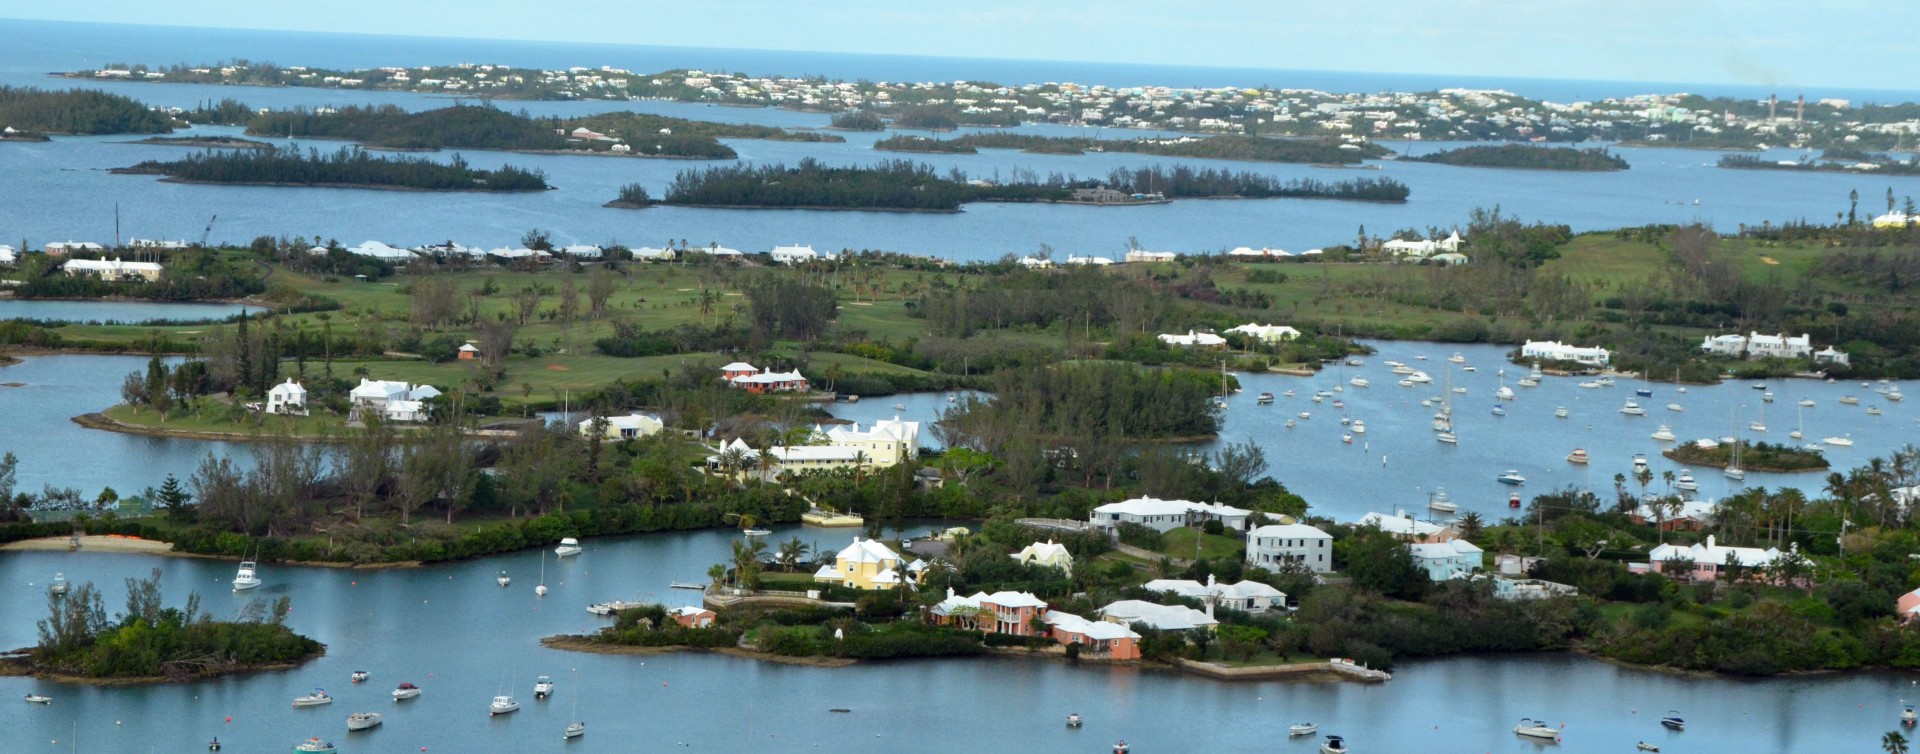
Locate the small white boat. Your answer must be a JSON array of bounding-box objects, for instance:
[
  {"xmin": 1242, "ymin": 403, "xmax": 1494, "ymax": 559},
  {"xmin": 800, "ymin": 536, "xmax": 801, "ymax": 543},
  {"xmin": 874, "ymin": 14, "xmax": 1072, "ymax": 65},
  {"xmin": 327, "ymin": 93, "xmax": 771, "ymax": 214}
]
[
  {"xmin": 1282, "ymin": 389, "xmax": 1295, "ymax": 398},
  {"xmin": 1633, "ymin": 454, "xmax": 1649, "ymax": 473},
  {"xmin": 1799, "ymin": 398, "xmax": 1815, "ymax": 407},
  {"xmin": 1312, "ymin": 394, "xmax": 1325, "ymax": 403},
  {"xmin": 1452, "ymin": 386, "xmax": 1468, "ymax": 394},
  {"xmin": 1256, "ymin": 392, "xmax": 1274, "ymax": 404},
  {"xmin": 1749, "ymin": 421, "xmax": 1767, "ymax": 432},
  {"xmin": 497, "ymin": 571, "xmax": 511, "ymax": 587},
  {"xmin": 1651, "ymin": 425, "xmax": 1676, "ymax": 442},
  {"xmin": 391, "ymin": 683, "xmax": 421, "ymax": 701},
  {"xmin": 892, "ymin": 403, "xmax": 906, "ymax": 411},
  {"xmin": 1341, "ymin": 433, "xmax": 1354, "ymax": 444},
  {"xmin": 1289, "ymin": 722, "xmax": 1319, "ymax": 736},
  {"xmin": 1724, "ymin": 465, "xmax": 1747, "ymax": 481},
  {"xmin": 24, "ymin": 694, "xmax": 51, "ymax": 704},
  {"xmin": 1825, "ymin": 436, "xmax": 1855, "ymax": 447},
  {"xmin": 1346, "ymin": 357, "xmax": 1364, "ymax": 366},
  {"xmin": 1384, "ymin": 360, "xmax": 1405, "ymax": 368},
  {"xmin": 1891, "ymin": 392, "xmax": 1905, "ymax": 402},
  {"xmin": 1554, "ymin": 407, "xmax": 1569, "ymax": 418},
  {"xmin": 1491, "ymin": 405, "xmax": 1506, "ymax": 416},
  {"xmin": 1763, "ymin": 391, "xmax": 1775, "ymax": 403},
  {"xmin": 1414, "ymin": 354, "xmax": 1427, "ymax": 361},
  {"xmin": 292, "ymin": 738, "xmax": 338, "ymax": 754},
  {"xmin": 1397, "ymin": 379, "xmax": 1413, "ymax": 387},
  {"xmin": 1497, "ymin": 469, "xmax": 1526, "ymax": 485},
  {"xmin": 1463, "ymin": 366, "xmax": 1477, "ymax": 372},
  {"xmin": 48, "ymin": 573, "xmax": 69, "ymax": 596},
  {"xmin": 1495, "ymin": 386, "xmax": 1515, "ymax": 400},
  {"xmin": 1840, "ymin": 396, "xmax": 1861, "ymax": 405},
  {"xmin": 1902, "ymin": 705, "xmax": 1916, "ymax": 725},
  {"xmin": 292, "ymin": 690, "xmax": 333, "ymax": 708},
  {"xmin": 1350, "ymin": 377, "xmax": 1369, "ymax": 388},
  {"xmin": 1449, "ymin": 353, "xmax": 1466, "ymax": 363},
  {"xmin": 1285, "ymin": 419, "xmax": 1296, "ymax": 428},
  {"xmin": 1407, "ymin": 371, "xmax": 1432, "ymax": 384},
  {"xmin": 1660, "ymin": 710, "xmax": 1685, "ymax": 729},
  {"xmin": 1391, "ymin": 365, "xmax": 1416, "ymax": 375},
  {"xmin": 1867, "ymin": 407, "xmax": 1884, "ymax": 416},
  {"xmin": 1620, "ymin": 400, "xmax": 1646, "ymax": 416},
  {"xmin": 555, "ymin": 538, "xmax": 583, "ymax": 557},
  {"xmin": 1579, "ymin": 381, "xmax": 1602, "ymax": 389},
  {"xmin": 1566, "ymin": 448, "xmax": 1589, "ymax": 464},
  {"xmin": 1517, "ymin": 377, "xmax": 1539, "ymax": 388},
  {"xmin": 1667, "ymin": 403, "xmax": 1684, "ymax": 412},
  {"xmin": 1351, "ymin": 420, "xmax": 1367, "ymax": 434},
  {"xmin": 742, "ymin": 528, "xmax": 772, "ymax": 537},
  {"xmin": 564, "ymin": 721, "xmax": 586, "ymax": 739},
  {"xmin": 1067, "ymin": 713, "xmax": 1083, "ymax": 727},
  {"xmin": 346, "ymin": 712, "xmax": 382, "ymax": 731},
  {"xmin": 1637, "ymin": 742, "xmax": 1660, "ymax": 752},
  {"xmin": 1436, "ymin": 432, "xmax": 1458, "ymax": 444},
  {"xmin": 946, "ymin": 394, "xmax": 956, "ymax": 403},
  {"xmin": 1513, "ymin": 718, "xmax": 1560, "ymax": 740},
  {"xmin": 1114, "ymin": 741, "xmax": 1131, "ymax": 754},
  {"xmin": 1320, "ymin": 735, "xmax": 1348, "ymax": 754},
  {"xmin": 1299, "ymin": 412, "xmax": 1311, "ymax": 420},
  {"xmin": 535, "ymin": 676, "xmax": 555, "ymax": 699},
  {"xmin": 350, "ymin": 670, "xmax": 369, "ymax": 684},
  {"xmin": 1428, "ymin": 489, "xmax": 1457, "ymax": 514},
  {"xmin": 232, "ymin": 560, "xmax": 262, "ymax": 591},
  {"xmin": 490, "ymin": 695, "xmax": 520, "ymax": 716},
  {"xmin": 1674, "ymin": 473, "xmax": 1698, "ymax": 492}
]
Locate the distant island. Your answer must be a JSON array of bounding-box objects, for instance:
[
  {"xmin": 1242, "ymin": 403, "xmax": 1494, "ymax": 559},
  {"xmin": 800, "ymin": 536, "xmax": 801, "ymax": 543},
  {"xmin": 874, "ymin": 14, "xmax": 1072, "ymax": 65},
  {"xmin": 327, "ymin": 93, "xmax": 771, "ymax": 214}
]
[
  {"xmin": 131, "ymin": 135, "xmax": 272, "ymax": 149},
  {"xmin": 245, "ymin": 104, "xmax": 839, "ymax": 159},
  {"xmin": 1662, "ymin": 440, "xmax": 1829, "ymax": 472},
  {"xmin": 1404, "ymin": 144, "xmax": 1630, "ymax": 171},
  {"xmin": 639, "ymin": 159, "xmax": 1409, "ymax": 211},
  {"xmin": 1718, "ymin": 153, "xmax": 1920, "ymax": 176},
  {"xmin": 4, "ymin": 569, "xmax": 323, "ymax": 682},
  {"xmin": 877, "ymin": 132, "xmax": 1388, "ymax": 164},
  {"xmin": 115, "ymin": 145, "xmax": 552, "ymax": 192},
  {"xmin": 0, "ymin": 85, "xmax": 173, "ymax": 135}
]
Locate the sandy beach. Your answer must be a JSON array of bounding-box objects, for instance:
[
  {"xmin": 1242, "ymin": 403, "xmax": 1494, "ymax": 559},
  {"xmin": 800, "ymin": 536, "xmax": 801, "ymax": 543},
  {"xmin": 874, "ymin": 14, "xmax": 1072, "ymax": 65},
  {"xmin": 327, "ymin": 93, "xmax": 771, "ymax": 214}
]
[{"xmin": 1, "ymin": 534, "xmax": 177, "ymax": 554}]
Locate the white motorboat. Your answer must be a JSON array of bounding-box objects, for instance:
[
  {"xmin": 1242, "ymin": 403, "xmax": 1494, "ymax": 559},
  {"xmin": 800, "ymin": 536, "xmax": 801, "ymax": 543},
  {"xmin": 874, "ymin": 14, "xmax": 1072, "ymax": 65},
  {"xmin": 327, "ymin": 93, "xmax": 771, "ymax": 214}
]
[
  {"xmin": 1517, "ymin": 377, "xmax": 1539, "ymax": 387},
  {"xmin": 1566, "ymin": 448, "xmax": 1589, "ymax": 464},
  {"xmin": 1299, "ymin": 412, "xmax": 1311, "ymax": 420},
  {"xmin": 1594, "ymin": 376, "xmax": 1614, "ymax": 386},
  {"xmin": 391, "ymin": 683, "xmax": 421, "ymax": 701},
  {"xmin": 1113, "ymin": 741, "xmax": 1131, "ymax": 754},
  {"xmin": 1554, "ymin": 407, "xmax": 1569, "ymax": 418},
  {"xmin": 1637, "ymin": 742, "xmax": 1660, "ymax": 752},
  {"xmin": 1891, "ymin": 392, "xmax": 1905, "ymax": 402},
  {"xmin": 346, "ymin": 712, "xmax": 382, "ymax": 731},
  {"xmin": 742, "ymin": 528, "xmax": 773, "ymax": 537},
  {"xmin": 1067, "ymin": 713, "xmax": 1084, "ymax": 727},
  {"xmin": 1651, "ymin": 425, "xmax": 1677, "ymax": 442},
  {"xmin": 564, "ymin": 721, "xmax": 586, "ymax": 739},
  {"xmin": 497, "ymin": 571, "xmax": 512, "ymax": 587},
  {"xmin": 1902, "ymin": 705, "xmax": 1916, "ymax": 725},
  {"xmin": 48, "ymin": 573, "xmax": 69, "ymax": 596},
  {"xmin": 1497, "ymin": 470, "xmax": 1526, "ymax": 486},
  {"xmin": 1407, "ymin": 371, "xmax": 1431, "ymax": 384},
  {"xmin": 1346, "ymin": 357, "xmax": 1365, "ymax": 367},
  {"xmin": 1289, "ymin": 722, "xmax": 1318, "ymax": 736},
  {"xmin": 1799, "ymin": 398, "xmax": 1815, "ymax": 407},
  {"xmin": 1391, "ymin": 365, "xmax": 1416, "ymax": 375},
  {"xmin": 892, "ymin": 403, "xmax": 906, "ymax": 411},
  {"xmin": 1763, "ymin": 391, "xmax": 1775, "ymax": 403},
  {"xmin": 291, "ymin": 690, "xmax": 333, "ymax": 708},
  {"xmin": 1667, "ymin": 403, "xmax": 1683, "ymax": 412},
  {"xmin": 350, "ymin": 670, "xmax": 369, "ymax": 684},
  {"xmin": 1397, "ymin": 379, "xmax": 1414, "ymax": 387},
  {"xmin": 1449, "ymin": 353, "xmax": 1466, "ymax": 363},
  {"xmin": 1341, "ymin": 433, "xmax": 1354, "ymax": 444},
  {"xmin": 24, "ymin": 693, "xmax": 51, "ymax": 704},
  {"xmin": 1632, "ymin": 454, "xmax": 1649, "ymax": 473},
  {"xmin": 1320, "ymin": 735, "xmax": 1348, "ymax": 754},
  {"xmin": 292, "ymin": 738, "xmax": 338, "ymax": 754},
  {"xmin": 1579, "ymin": 381, "xmax": 1602, "ymax": 388},
  {"xmin": 1282, "ymin": 389, "xmax": 1295, "ymax": 398},
  {"xmin": 490, "ymin": 695, "xmax": 520, "ymax": 716},
  {"xmin": 1350, "ymin": 377, "xmax": 1369, "ymax": 388},
  {"xmin": 1351, "ymin": 420, "xmax": 1366, "ymax": 434},
  {"xmin": 1868, "ymin": 407, "xmax": 1884, "ymax": 416},
  {"xmin": 1840, "ymin": 396, "xmax": 1860, "ymax": 405},
  {"xmin": 1674, "ymin": 473, "xmax": 1698, "ymax": 492},
  {"xmin": 1660, "ymin": 710, "xmax": 1685, "ymax": 730},
  {"xmin": 1436, "ymin": 432, "xmax": 1458, "ymax": 444},
  {"xmin": 1463, "ymin": 366, "xmax": 1477, "ymax": 372},
  {"xmin": 535, "ymin": 676, "xmax": 555, "ymax": 699},
  {"xmin": 1256, "ymin": 392, "xmax": 1274, "ymax": 404},
  {"xmin": 1620, "ymin": 400, "xmax": 1646, "ymax": 416},
  {"xmin": 1825, "ymin": 435, "xmax": 1855, "ymax": 447},
  {"xmin": 1452, "ymin": 386, "xmax": 1468, "ymax": 394},
  {"xmin": 1383, "ymin": 360, "xmax": 1405, "ymax": 368},
  {"xmin": 1285, "ymin": 419, "xmax": 1296, "ymax": 429},
  {"xmin": 1427, "ymin": 489, "xmax": 1457, "ymax": 514},
  {"xmin": 232, "ymin": 560, "xmax": 262, "ymax": 591},
  {"xmin": 1414, "ymin": 354, "xmax": 1427, "ymax": 361},
  {"xmin": 555, "ymin": 538, "xmax": 583, "ymax": 557},
  {"xmin": 1749, "ymin": 420, "xmax": 1767, "ymax": 432},
  {"xmin": 1513, "ymin": 718, "xmax": 1560, "ymax": 740},
  {"xmin": 1495, "ymin": 385, "xmax": 1515, "ymax": 400}
]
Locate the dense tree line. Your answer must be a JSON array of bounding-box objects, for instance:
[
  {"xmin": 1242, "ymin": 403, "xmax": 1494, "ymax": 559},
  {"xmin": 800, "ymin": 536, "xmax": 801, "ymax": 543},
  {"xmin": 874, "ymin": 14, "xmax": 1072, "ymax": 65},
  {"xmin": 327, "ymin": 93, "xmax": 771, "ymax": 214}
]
[
  {"xmin": 660, "ymin": 159, "xmax": 1064, "ymax": 211},
  {"xmin": 873, "ymin": 134, "xmax": 976, "ymax": 153},
  {"xmin": 743, "ymin": 275, "xmax": 838, "ymax": 342},
  {"xmin": 941, "ymin": 362, "xmax": 1222, "ymax": 455},
  {"xmin": 8, "ymin": 248, "xmax": 268, "ymax": 301},
  {"xmin": 32, "ymin": 569, "xmax": 320, "ymax": 679},
  {"xmin": 1407, "ymin": 144, "xmax": 1630, "ymax": 171},
  {"xmin": 890, "ymin": 103, "xmax": 1019, "ymax": 129},
  {"xmin": 882, "ymin": 133, "xmax": 1389, "ymax": 163},
  {"xmin": 1102, "ymin": 166, "xmax": 1411, "ymax": 202},
  {"xmin": 248, "ymin": 104, "xmax": 568, "ymax": 150},
  {"xmin": 828, "ymin": 110, "xmax": 885, "ymax": 130},
  {"xmin": 0, "ymin": 86, "xmax": 173, "ymax": 134},
  {"xmin": 121, "ymin": 146, "xmax": 551, "ymax": 191}
]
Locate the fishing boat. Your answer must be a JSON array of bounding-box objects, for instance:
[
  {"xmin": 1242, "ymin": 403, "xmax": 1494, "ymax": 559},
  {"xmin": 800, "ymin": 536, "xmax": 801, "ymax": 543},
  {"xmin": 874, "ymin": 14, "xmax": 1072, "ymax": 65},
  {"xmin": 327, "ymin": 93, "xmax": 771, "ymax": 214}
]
[
  {"xmin": 1659, "ymin": 710, "xmax": 1684, "ymax": 730},
  {"xmin": 535, "ymin": 675, "xmax": 555, "ymax": 699},
  {"xmin": 232, "ymin": 559, "xmax": 262, "ymax": 591},
  {"xmin": 1667, "ymin": 403, "xmax": 1684, "ymax": 412},
  {"xmin": 1289, "ymin": 722, "xmax": 1318, "ymax": 736},
  {"xmin": 1497, "ymin": 469, "xmax": 1526, "ymax": 486},
  {"xmin": 497, "ymin": 571, "xmax": 511, "ymax": 587},
  {"xmin": 1554, "ymin": 407, "xmax": 1569, "ymax": 418},
  {"xmin": 24, "ymin": 693, "xmax": 51, "ymax": 704},
  {"xmin": 350, "ymin": 670, "xmax": 369, "ymax": 683},
  {"xmin": 490, "ymin": 694, "xmax": 520, "ymax": 716},
  {"xmin": 1566, "ymin": 448, "xmax": 1590, "ymax": 464},
  {"xmin": 346, "ymin": 712, "xmax": 382, "ymax": 731},
  {"xmin": 1068, "ymin": 713, "xmax": 1084, "ymax": 728},
  {"xmin": 555, "ymin": 537, "xmax": 583, "ymax": 557},
  {"xmin": 1320, "ymin": 735, "xmax": 1348, "ymax": 753},
  {"xmin": 1256, "ymin": 392, "xmax": 1274, "ymax": 404},
  {"xmin": 1513, "ymin": 718, "xmax": 1560, "ymax": 740},
  {"xmin": 1651, "ymin": 425, "xmax": 1677, "ymax": 442},
  {"xmin": 1825, "ymin": 435, "xmax": 1855, "ymax": 447},
  {"xmin": 1674, "ymin": 472, "xmax": 1698, "ymax": 492},
  {"xmin": 292, "ymin": 738, "xmax": 337, "ymax": 754},
  {"xmin": 391, "ymin": 683, "xmax": 421, "ymax": 701},
  {"xmin": 48, "ymin": 573, "xmax": 68, "ymax": 596},
  {"xmin": 291, "ymin": 690, "xmax": 333, "ymax": 708},
  {"xmin": 1620, "ymin": 400, "xmax": 1646, "ymax": 416},
  {"xmin": 1427, "ymin": 489, "xmax": 1457, "ymax": 514},
  {"xmin": 1350, "ymin": 377, "xmax": 1370, "ymax": 388}
]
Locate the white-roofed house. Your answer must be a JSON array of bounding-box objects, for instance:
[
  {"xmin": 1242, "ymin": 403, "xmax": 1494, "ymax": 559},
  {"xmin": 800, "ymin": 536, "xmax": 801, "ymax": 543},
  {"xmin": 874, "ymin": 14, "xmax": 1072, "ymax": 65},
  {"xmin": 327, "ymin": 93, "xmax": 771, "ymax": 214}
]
[
  {"xmin": 1408, "ymin": 539, "xmax": 1484, "ymax": 580},
  {"xmin": 1010, "ymin": 540, "xmax": 1074, "ymax": 574},
  {"xmin": 1145, "ymin": 574, "xmax": 1287, "ymax": 613},
  {"xmin": 265, "ymin": 378, "xmax": 308, "ymax": 416},
  {"xmin": 813, "ymin": 536, "xmax": 907, "ymax": 590},
  {"xmin": 1355, "ymin": 511, "xmax": 1454, "ymax": 542},
  {"xmin": 457, "ymin": 343, "xmax": 480, "ymax": 361},
  {"xmin": 348, "ymin": 240, "xmax": 417, "ymax": 260},
  {"xmin": 44, "ymin": 241, "xmax": 105, "ymax": 256},
  {"xmin": 0, "ymin": 245, "xmax": 17, "ymax": 265},
  {"xmin": 579, "ymin": 413, "xmax": 665, "ymax": 440},
  {"xmin": 726, "ymin": 367, "xmax": 809, "ymax": 394},
  {"xmin": 823, "ymin": 416, "xmax": 920, "ymax": 466},
  {"xmin": 1520, "ymin": 340, "xmax": 1610, "ymax": 366},
  {"xmin": 1088, "ymin": 497, "xmax": 1251, "ymax": 534},
  {"xmin": 1017, "ymin": 256, "xmax": 1055, "ymax": 270},
  {"xmin": 1157, "ymin": 330, "xmax": 1228, "ymax": 348},
  {"xmin": 631, "ymin": 246, "xmax": 677, "ymax": 262},
  {"xmin": 770, "ymin": 244, "xmax": 820, "ymax": 264},
  {"xmin": 62, "ymin": 258, "xmax": 164, "ymax": 283},
  {"xmin": 1099, "ymin": 599, "xmax": 1219, "ymax": 632},
  {"xmin": 560, "ymin": 244, "xmax": 604, "ymax": 259},
  {"xmin": 1045, "ymin": 610, "xmax": 1142, "ymax": 659},
  {"xmin": 1245, "ymin": 522, "xmax": 1334, "ymax": 573},
  {"xmin": 348, "ymin": 379, "xmax": 440, "ymax": 422},
  {"xmin": 1064, "ymin": 255, "xmax": 1114, "ymax": 266},
  {"xmin": 1633, "ymin": 535, "xmax": 1784, "ymax": 582},
  {"xmin": 383, "ymin": 399, "xmax": 429, "ymax": 423},
  {"xmin": 1124, "ymin": 249, "xmax": 1177, "ymax": 263},
  {"xmin": 1225, "ymin": 323, "xmax": 1301, "ymax": 343}
]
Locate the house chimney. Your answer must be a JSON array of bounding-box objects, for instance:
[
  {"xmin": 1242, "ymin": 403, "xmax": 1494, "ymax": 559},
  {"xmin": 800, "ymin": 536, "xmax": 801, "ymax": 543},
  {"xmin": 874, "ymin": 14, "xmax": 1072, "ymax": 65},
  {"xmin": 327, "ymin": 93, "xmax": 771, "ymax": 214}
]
[
  {"xmin": 1206, "ymin": 573, "xmax": 1217, "ymax": 588},
  {"xmin": 1205, "ymin": 598, "xmax": 1215, "ymax": 620},
  {"xmin": 1706, "ymin": 535, "xmax": 1716, "ymax": 549},
  {"xmin": 946, "ymin": 586, "xmax": 955, "ymax": 599}
]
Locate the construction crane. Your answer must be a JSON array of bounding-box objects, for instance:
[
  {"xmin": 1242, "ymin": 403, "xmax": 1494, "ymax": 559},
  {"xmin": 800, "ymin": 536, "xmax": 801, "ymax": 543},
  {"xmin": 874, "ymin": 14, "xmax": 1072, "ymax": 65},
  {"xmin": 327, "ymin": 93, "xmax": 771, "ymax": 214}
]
[{"xmin": 197, "ymin": 215, "xmax": 217, "ymax": 248}]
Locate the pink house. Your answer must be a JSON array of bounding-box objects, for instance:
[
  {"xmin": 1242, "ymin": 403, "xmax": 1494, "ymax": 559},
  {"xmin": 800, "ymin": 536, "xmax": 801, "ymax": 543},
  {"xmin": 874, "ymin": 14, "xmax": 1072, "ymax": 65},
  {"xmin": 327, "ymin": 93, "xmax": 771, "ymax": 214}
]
[
  {"xmin": 931, "ymin": 589, "xmax": 1141, "ymax": 659},
  {"xmin": 1898, "ymin": 588, "xmax": 1920, "ymax": 622},
  {"xmin": 723, "ymin": 364, "xmax": 810, "ymax": 394},
  {"xmin": 669, "ymin": 606, "xmax": 716, "ymax": 628},
  {"xmin": 980, "ymin": 592, "xmax": 1050, "ymax": 636},
  {"xmin": 720, "ymin": 361, "xmax": 758, "ymax": 381},
  {"xmin": 1632, "ymin": 536, "xmax": 1783, "ymax": 582}
]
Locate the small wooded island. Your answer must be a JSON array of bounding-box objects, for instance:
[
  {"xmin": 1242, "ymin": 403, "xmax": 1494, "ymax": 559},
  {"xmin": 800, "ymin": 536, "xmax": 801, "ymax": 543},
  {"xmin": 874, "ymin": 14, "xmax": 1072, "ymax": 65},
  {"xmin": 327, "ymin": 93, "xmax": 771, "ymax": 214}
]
[
  {"xmin": 115, "ymin": 145, "xmax": 552, "ymax": 192},
  {"xmin": 1404, "ymin": 144, "xmax": 1630, "ymax": 171},
  {"xmin": 619, "ymin": 159, "xmax": 1409, "ymax": 211},
  {"xmin": 6, "ymin": 569, "xmax": 323, "ymax": 682},
  {"xmin": 1662, "ymin": 440, "xmax": 1829, "ymax": 472},
  {"xmin": 246, "ymin": 104, "xmax": 840, "ymax": 159}
]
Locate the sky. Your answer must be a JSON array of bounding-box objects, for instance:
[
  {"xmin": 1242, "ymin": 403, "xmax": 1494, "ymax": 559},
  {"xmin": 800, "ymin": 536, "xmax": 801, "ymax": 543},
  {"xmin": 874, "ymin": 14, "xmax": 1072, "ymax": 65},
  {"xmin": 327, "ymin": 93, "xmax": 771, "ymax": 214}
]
[{"xmin": 4, "ymin": 0, "xmax": 1912, "ymax": 90}]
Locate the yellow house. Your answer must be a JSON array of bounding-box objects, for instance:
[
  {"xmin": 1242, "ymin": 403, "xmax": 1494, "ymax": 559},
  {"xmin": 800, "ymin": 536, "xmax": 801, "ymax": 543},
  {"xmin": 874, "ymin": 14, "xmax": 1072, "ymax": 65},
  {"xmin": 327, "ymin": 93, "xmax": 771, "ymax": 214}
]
[
  {"xmin": 814, "ymin": 537, "xmax": 909, "ymax": 590},
  {"xmin": 1010, "ymin": 540, "xmax": 1074, "ymax": 575}
]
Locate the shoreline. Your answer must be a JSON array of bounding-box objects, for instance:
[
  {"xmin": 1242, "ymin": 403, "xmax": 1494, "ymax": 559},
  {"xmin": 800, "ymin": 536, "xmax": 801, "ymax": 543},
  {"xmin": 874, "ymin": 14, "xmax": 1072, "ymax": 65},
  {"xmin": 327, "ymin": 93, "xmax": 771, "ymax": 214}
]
[
  {"xmin": 0, "ymin": 649, "xmax": 324, "ymax": 685},
  {"xmin": 539, "ymin": 635, "xmax": 858, "ymax": 667},
  {"xmin": 107, "ymin": 169, "xmax": 552, "ymax": 193},
  {"xmin": 72, "ymin": 409, "xmax": 528, "ymax": 444}
]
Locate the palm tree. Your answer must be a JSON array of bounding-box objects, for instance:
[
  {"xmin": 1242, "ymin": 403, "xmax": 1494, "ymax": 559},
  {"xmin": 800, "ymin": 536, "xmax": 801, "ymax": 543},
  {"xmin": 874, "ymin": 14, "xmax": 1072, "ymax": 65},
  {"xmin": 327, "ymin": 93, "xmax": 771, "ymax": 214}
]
[
  {"xmin": 730, "ymin": 538, "xmax": 767, "ymax": 590},
  {"xmin": 776, "ymin": 537, "xmax": 812, "ymax": 572},
  {"xmin": 1456, "ymin": 511, "xmax": 1485, "ymax": 542},
  {"xmin": 706, "ymin": 563, "xmax": 727, "ymax": 589},
  {"xmin": 1661, "ymin": 469, "xmax": 1675, "ymax": 497},
  {"xmin": 1884, "ymin": 730, "xmax": 1909, "ymax": 754}
]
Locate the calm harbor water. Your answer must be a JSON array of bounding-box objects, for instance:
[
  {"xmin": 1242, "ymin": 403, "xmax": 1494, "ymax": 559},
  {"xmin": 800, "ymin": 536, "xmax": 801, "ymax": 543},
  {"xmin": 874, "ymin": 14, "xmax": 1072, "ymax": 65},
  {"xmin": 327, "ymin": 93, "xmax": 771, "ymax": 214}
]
[{"xmin": 0, "ymin": 300, "xmax": 260, "ymax": 323}]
